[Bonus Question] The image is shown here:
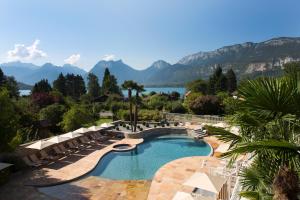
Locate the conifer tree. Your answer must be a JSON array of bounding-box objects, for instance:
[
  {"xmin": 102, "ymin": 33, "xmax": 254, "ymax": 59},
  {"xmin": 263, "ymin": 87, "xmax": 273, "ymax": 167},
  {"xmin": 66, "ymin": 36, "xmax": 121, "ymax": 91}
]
[
  {"xmin": 32, "ymin": 79, "xmax": 52, "ymax": 93},
  {"xmin": 226, "ymin": 69, "xmax": 237, "ymax": 93},
  {"xmin": 87, "ymin": 73, "xmax": 101, "ymax": 100},
  {"xmin": 53, "ymin": 73, "xmax": 66, "ymax": 95}
]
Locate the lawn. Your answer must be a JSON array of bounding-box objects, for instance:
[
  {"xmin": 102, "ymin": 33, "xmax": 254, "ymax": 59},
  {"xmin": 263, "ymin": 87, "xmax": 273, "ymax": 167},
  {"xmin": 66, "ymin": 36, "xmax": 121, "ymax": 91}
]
[{"xmin": 83, "ymin": 118, "xmax": 113, "ymax": 127}]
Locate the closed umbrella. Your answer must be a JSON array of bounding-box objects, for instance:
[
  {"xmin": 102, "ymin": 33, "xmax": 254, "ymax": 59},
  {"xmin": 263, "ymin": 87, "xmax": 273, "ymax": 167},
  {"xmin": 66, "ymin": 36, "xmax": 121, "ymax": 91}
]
[
  {"xmin": 61, "ymin": 131, "xmax": 82, "ymax": 139},
  {"xmin": 27, "ymin": 140, "xmax": 55, "ymax": 150},
  {"xmin": 47, "ymin": 135, "xmax": 70, "ymax": 143},
  {"xmin": 73, "ymin": 127, "xmax": 90, "ymax": 134},
  {"xmin": 88, "ymin": 125, "xmax": 102, "ymax": 132}
]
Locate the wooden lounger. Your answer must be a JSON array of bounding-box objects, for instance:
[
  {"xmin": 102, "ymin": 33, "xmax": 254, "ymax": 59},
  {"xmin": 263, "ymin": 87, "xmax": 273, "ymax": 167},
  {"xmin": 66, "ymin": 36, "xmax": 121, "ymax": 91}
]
[
  {"xmin": 29, "ymin": 154, "xmax": 48, "ymax": 165},
  {"xmin": 40, "ymin": 150, "xmax": 60, "ymax": 161},
  {"xmin": 22, "ymin": 156, "xmax": 42, "ymax": 167},
  {"xmin": 53, "ymin": 146, "xmax": 68, "ymax": 156},
  {"xmin": 58, "ymin": 144, "xmax": 73, "ymax": 154}
]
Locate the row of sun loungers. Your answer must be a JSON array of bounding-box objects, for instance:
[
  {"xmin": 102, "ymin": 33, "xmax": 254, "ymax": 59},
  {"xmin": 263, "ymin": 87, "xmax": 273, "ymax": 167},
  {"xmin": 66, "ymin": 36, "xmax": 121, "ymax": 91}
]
[{"xmin": 22, "ymin": 132, "xmax": 114, "ymax": 167}]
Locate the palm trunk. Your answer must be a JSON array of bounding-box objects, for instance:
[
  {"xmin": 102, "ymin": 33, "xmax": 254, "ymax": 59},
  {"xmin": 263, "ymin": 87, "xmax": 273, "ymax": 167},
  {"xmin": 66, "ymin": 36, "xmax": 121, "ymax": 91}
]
[
  {"xmin": 273, "ymin": 166, "xmax": 299, "ymax": 200},
  {"xmin": 128, "ymin": 89, "xmax": 133, "ymax": 132},
  {"xmin": 134, "ymin": 91, "xmax": 139, "ymax": 132}
]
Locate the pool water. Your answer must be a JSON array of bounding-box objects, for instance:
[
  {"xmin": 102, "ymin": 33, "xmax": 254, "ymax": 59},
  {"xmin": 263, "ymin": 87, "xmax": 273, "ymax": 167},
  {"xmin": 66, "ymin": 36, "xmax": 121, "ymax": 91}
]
[{"xmin": 88, "ymin": 135, "xmax": 212, "ymax": 180}]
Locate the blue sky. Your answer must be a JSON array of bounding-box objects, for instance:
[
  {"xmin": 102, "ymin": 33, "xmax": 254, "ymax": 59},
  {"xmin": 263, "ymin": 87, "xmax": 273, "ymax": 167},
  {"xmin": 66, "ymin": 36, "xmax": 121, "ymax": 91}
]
[{"xmin": 0, "ymin": 0, "xmax": 299, "ymax": 71}]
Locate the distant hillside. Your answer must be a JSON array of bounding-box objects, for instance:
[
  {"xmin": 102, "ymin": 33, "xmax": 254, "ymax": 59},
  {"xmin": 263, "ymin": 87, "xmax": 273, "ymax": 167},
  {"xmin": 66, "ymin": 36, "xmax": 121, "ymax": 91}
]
[
  {"xmin": 17, "ymin": 82, "xmax": 32, "ymax": 90},
  {"xmin": 0, "ymin": 62, "xmax": 86, "ymax": 85},
  {"xmin": 177, "ymin": 37, "xmax": 300, "ymax": 79},
  {"xmin": 89, "ymin": 60, "xmax": 142, "ymax": 85},
  {"xmin": 2, "ymin": 37, "xmax": 300, "ymax": 86}
]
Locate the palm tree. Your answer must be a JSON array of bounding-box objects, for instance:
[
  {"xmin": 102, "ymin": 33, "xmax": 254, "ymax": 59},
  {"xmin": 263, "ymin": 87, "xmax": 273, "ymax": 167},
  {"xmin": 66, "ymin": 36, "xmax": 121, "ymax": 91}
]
[
  {"xmin": 206, "ymin": 74, "xmax": 300, "ymax": 199},
  {"xmin": 133, "ymin": 84, "xmax": 145, "ymax": 132},
  {"xmin": 122, "ymin": 80, "xmax": 137, "ymax": 132}
]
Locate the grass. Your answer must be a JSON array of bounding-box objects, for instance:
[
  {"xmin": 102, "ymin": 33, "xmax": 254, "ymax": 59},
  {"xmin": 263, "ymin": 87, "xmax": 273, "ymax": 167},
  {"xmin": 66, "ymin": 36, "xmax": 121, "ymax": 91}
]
[
  {"xmin": 83, "ymin": 117, "xmax": 113, "ymax": 127},
  {"xmin": 95, "ymin": 118, "xmax": 113, "ymax": 125}
]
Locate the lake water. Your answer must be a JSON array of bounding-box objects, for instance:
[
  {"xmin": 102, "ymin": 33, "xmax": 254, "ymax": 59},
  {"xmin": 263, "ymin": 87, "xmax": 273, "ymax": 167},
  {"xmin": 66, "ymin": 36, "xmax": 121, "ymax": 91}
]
[
  {"xmin": 19, "ymin": 89, "xmax": 31, "ymax": 96},
  {"xmin": 122, "ymin": 87, "xmax": 185, "ymax": 96},
  {"xmin": 20, "ymin": 87, "xmax": 185, "ymax": 97}
]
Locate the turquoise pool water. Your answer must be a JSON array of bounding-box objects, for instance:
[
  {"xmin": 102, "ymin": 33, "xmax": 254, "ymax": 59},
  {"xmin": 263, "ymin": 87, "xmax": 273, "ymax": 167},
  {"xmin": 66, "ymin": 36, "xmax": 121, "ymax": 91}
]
[{"xmin": 88, "ymin": 135, "xmax": 212, "ymax": 180}]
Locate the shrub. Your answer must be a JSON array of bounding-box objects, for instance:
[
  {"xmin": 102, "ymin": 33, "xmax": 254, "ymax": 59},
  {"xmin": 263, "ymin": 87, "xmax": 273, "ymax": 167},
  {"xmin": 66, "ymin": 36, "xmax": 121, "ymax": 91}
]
[
  {"xmin": 174, "ymin": 122, "xmax": 178, "ymax": 126},
  {"xmin": 39, "ymin": 104, "xmax": 66, "ymax": 132},
  {"xmin": 147, "ymin": 95, "xmax": 168, "ymax": 110},
  {"xmin": 31, "ymin": 92, "xmax": 55, "ymax": 108},
  {"xmin": 61, "ymin": 106, "xmax": 93, "ymax": 132},
  {"xmin": 161, "ymin": 124, "xmax": 165, "ymax": 127},
  {"xmin": 116, "ymin": 127, "xmax": 120, "ymax": 131},
  {"xmin": 189, "ymin": 95, "xmax": 224, "ymax": 115},
  {"xmin": 167, "ymin": 101, "xmax": 187, "ymax": 113}
]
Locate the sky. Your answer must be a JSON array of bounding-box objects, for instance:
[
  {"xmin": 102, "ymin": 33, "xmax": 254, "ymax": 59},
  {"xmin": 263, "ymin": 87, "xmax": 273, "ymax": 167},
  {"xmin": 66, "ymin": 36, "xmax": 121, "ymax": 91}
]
[{"xmin": 0, "ymin": 0, "xmax": 299, "ymax": 71}]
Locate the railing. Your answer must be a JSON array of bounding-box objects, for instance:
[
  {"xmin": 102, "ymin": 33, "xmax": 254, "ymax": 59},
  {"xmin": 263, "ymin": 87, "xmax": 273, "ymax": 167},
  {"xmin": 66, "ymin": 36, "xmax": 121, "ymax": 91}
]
[{"xmin": 165, "ymin": 113, "xmax": 224, "ymax": 124}]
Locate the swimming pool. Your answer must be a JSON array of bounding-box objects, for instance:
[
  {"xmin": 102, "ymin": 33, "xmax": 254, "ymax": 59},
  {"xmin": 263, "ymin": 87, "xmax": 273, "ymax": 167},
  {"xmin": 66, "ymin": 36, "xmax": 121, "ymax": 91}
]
[{"xmin": 88, "ymin": 135, "xmax": 212, "ymax": 180}]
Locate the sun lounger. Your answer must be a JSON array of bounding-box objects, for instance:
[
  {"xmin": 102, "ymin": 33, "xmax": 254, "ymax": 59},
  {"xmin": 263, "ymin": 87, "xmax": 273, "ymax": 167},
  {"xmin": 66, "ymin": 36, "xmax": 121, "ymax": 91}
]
[
  {"xmin": 53, "ymin": 146, "xmax": 69, "ymax": 156},
  {"xmin": 58, "ymin": 144, "xmax": 73, "ymax": 154},
  {"xmin": 40, "ymin": 150, "xmax": 60, "ymax": 161},
  {"xmin": 29, "ymin": 154, "xmax": 48, "ymax": 165},
  {"xmin": 73, "ymin": 140, "xmax": 88, "ymax": 148},
  {"xmin": 22, "ymin": 156, "xmax": 42, "ymax": 167},
  {"xmin": 67, "ymin": 141, "xmax": 79, "ymax": 150},
  {"xmin": 80, "ymin": 136, "xmax": 97, "ymax": 145}
]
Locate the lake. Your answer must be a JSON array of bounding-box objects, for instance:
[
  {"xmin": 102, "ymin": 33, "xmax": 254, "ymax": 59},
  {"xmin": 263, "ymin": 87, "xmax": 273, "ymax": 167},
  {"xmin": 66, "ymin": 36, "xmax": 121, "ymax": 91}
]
[
  {"xmin": 19, "ymin": 89, "xmax": 31, "ymax": 96},
  {"xmin": 122, "ymin": 87, "xmax": 186, "ymax": 96},
  {"xmin": 20, "ymin": 87, "xmax": 186, "ymax": 97}
]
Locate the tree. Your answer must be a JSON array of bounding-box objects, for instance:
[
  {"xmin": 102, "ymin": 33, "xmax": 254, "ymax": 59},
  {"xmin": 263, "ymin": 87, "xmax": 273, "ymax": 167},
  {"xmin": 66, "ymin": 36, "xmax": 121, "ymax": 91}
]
[
  {"xmin": 102, "ymin": 68, "xmax": 122, "ymax": 95},
  {"xmin": 4, "ymin": 76, "xmax": 19, "ymax": 98},
  {"xmin": 65, "ymin": 74, "xmax": 86, "ymax": 99},
  {"xmin": 102, "ymin": 68, "xmax": 111, "ymax": 94},
  {"xmin": 32, "ymin": 79, "xmax": 52, "ymax": 94},
  {"xmin": 208, "ymin": 65, "xmax": 228, "ymax": 94},
  {"xmin": 87, "ymin": 73, "xmax": 101, "ymax": 100},
  {"xmin": 133, "ymin": 84, "xmax": 145, "ymax": 132},
  {"xmin": 0, "ymin": 67, "xmax": 5, "ymax": 86},
  {"xmin": 0, "ymin": 68, "xmax": 19, "ymax": 98},
  {"xmin": 189, "ymin": 95, "xmax": 223, "ymax": 115},
  {"xmin": 39, "ymin": 104, "xmax": 66, "ymax": 133},
  {"xmin": 206, "ymin": 76, "xmax": 300, "ymax": 199},
  {"xmin": 53, "ymin": 73, "xmax": 66, "ymax": 95},
  {"xmin": 61, "ymin": 106, "xmax": 93, "ymax": 132},
  {"xmin": 31, "ymin": 92, "xmax": 55, "ymax": 108},
  {"xmin": 0, "ymin": 89, "xmax": 19, "ymax": 152},
  {"xmin": 122, "ymin": 80, "xmax": 137, "ymax": 132},
  {"xmin": 226, "ymin": 69, "xmax": 237, "ymax": 93},
  {"xmin": 186, "ymin": 79, "xmax": 208, "ymax": 94},
  {"xmin": 169, "ymin": 91, "xmax": 180, "ymax": 101}
]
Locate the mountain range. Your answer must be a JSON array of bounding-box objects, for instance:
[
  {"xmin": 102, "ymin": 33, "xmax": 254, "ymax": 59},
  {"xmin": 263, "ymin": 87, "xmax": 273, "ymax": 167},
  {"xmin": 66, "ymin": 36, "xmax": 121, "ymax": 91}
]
[{"xmin": 1, "ymin": 37, "xmax": 300, "ymax": 86}]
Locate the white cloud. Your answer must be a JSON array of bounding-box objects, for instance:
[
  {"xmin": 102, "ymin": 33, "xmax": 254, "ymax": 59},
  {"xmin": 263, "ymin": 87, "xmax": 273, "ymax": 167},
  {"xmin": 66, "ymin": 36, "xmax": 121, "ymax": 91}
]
[
  {"xmin": 64, "ymin": 54, "xmax": 80, "ymax": 65},
  {"xmin": 102, "ymin": 54, "xmax": 117, "ymax": 61},
  {"xmin": 7, "ymin": 39, "xmax": 47, "ymax": 61}
]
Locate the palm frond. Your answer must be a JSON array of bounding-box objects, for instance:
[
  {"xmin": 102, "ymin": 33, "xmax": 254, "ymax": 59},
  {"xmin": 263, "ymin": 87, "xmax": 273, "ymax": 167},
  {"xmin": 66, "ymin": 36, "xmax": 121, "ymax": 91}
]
[
  {"xmin": 205, "ymin": 125, "xmax": 242, "ymax": 147},
  {"xmin": 222, "ymin": 140, "xmax": 300, "ymax": 158}
]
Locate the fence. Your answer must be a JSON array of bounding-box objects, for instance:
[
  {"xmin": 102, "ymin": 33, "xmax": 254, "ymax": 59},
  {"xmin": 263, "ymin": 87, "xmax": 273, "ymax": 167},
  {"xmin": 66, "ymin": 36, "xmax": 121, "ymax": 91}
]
[{"xmin": 165, "ymin": 113, "xmax": 224, "ymax": 124}]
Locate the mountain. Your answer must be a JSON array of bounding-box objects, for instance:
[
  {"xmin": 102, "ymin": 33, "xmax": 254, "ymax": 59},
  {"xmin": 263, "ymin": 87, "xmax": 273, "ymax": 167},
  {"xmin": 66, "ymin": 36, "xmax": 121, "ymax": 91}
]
[
  {"xmin": 177, "ymin": 37, "xmax": 300, "ymax": 79},
  {"xmin": 89, "ymin": 60, "xmax": 142, "ymax": 84},
  {"xmin": 1, "ymin": 37, "xmax": 300, "ymax": 86},
  {"xmin": 0, "ymin": 62, "xmax": 86, "ymax": 85},
  {"xmin": 17, "ymin": 82, "xmax": 33, "ymax": 90}
]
